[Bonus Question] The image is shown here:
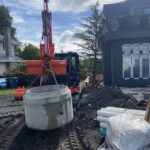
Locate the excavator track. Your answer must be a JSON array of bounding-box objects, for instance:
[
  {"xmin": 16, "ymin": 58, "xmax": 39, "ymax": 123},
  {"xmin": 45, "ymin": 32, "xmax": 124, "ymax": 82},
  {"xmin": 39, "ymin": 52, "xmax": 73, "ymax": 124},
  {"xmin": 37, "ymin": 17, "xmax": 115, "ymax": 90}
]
[
  {"xmin": 57, "ymin": 123, "xmax": 83, "ymax": 150},
  {"xmin": 9, "ymin": 120, "xmax": 85, "ymax": 150},
  {"xmin": 0, "ymin": 116, "xmax": 25, "ymax": 150}
]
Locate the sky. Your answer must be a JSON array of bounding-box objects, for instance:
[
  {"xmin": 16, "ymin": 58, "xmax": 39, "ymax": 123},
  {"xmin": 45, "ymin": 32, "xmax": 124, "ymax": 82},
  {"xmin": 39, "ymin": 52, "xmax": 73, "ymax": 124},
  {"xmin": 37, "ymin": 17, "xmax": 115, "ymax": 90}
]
[{"xmin": 0, "ymin": 0, "xmax": 124, "ymax": 52}]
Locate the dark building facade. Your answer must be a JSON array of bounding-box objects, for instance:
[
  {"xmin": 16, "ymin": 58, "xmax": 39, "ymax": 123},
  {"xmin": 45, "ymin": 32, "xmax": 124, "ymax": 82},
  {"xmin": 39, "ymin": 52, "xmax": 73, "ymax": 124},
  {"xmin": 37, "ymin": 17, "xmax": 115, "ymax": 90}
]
[{"xmin": 102, "ymin": 0, "xmax": 150, "ymax": 87}]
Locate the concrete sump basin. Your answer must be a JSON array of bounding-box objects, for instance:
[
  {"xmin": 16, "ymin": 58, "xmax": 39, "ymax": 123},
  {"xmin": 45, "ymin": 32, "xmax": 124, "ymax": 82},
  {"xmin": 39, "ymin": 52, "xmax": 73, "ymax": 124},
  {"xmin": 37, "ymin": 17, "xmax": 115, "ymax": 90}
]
[{"xmin": 23, "ymin": 85, "xmax": 73, "ymax": 130}]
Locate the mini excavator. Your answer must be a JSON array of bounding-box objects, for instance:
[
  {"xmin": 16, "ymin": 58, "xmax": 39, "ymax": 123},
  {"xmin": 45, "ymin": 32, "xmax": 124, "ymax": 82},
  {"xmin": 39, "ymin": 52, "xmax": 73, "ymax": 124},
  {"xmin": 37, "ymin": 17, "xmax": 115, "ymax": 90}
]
[{"xmin": 14, "ymin": 0, "xmax": 80, "ymax": 100}]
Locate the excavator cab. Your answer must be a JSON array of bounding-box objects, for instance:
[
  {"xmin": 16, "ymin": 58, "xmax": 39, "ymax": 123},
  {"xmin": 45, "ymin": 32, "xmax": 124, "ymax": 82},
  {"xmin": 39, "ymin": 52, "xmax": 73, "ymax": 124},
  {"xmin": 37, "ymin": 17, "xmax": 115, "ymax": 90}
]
[{"xmin": 54, "ymin": 52, "xmax": 80, "ymax": 94}]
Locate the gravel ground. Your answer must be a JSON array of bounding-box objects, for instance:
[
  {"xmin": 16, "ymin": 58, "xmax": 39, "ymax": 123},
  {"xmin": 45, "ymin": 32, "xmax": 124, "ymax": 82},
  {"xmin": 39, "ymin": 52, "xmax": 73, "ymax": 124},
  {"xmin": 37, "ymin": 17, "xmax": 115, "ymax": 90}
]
[
  {"xmin": 10, "ymin": 126, "xmax": 62, "ymax": 150},
  {"xmin": 0, "ymin": 95, "xmax": 24, "ymax": 118},
  {"xmin": 0, "ymin": 95, "xmax": 23, "ymax": 107}
]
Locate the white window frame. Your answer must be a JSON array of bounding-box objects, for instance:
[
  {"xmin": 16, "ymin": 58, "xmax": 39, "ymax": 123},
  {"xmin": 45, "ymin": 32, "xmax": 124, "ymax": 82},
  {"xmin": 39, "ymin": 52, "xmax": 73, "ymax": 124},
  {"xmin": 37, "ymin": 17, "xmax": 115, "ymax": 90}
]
[{"xmin": 122, "ymin": 43, "xmax": 150, "ymax": 80}]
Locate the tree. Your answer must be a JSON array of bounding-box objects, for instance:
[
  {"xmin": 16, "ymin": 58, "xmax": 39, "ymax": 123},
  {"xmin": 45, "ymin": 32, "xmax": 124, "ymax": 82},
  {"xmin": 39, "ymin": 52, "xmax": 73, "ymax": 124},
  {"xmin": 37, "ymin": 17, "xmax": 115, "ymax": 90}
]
[
  {"xmin": 17, "ymin": 43, "xmax": 40, "ymax": 60},
  {"xmin": 4, "ymin": 63, "xmax": 26, "ymax": 76},
  {"xmin": 0, "ymin": 5, "xmax": 16, "ymax": 38},
  {"xmin": 75, "ymin": 1, "xmax": 103, "ymax": 83},
  {"xmin": 6, "ymin": 43, "xmax": 40, "ymax": 75},
  {"xmin": 80, "ymin": 59, "xmax": 89, "ymax": 80}
]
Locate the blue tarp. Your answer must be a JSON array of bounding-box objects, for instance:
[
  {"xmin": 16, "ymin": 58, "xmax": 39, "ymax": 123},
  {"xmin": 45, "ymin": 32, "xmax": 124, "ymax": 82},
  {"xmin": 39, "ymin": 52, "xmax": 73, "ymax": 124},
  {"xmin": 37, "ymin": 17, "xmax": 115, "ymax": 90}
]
[{"xmin": 0, "ymin": 78, "xmax": 7, "ymax": 88}]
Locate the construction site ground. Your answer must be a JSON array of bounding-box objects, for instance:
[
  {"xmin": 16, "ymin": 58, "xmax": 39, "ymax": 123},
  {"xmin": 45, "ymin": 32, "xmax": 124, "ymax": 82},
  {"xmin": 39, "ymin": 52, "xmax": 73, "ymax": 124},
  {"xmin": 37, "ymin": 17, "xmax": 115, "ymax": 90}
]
[{"xmin": 0, "ymin": 86, "xmax": 144, "ymax": 150}]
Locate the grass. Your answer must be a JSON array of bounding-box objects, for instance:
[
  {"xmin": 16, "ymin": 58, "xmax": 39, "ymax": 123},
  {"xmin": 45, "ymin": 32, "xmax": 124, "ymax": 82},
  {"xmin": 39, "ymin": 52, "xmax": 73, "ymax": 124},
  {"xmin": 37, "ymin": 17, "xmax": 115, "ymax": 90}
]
[{"xmin": 0, "ymin": 89, "xmax": 15, "ymax": 95}]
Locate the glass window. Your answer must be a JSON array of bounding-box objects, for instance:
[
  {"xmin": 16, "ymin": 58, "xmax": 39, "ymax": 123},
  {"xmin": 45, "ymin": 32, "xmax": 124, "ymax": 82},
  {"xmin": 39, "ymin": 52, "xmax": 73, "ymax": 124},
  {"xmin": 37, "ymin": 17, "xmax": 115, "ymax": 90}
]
[
  {"xmin": 142, "ymin": 53, "xmax": 149, "ymax": 78},
  {"xmin": 122, "ymin": 43, "xmax": 150, "ymax": 80},
  {"xmin": 134, "ymin": 8, "xmax": 144, "ymax": 15},
  {"xmin": 144, "ymin": 8, "xmax": 150, "ymax": 15},
  {"xmin": 133, "ymin": 54, "xmax": 140, "ymax": 78},
  {"xmin": 72, "ymin": 57, "xmax": 76, "ymax": 69},
  {"xmin": 123, "ymin": 54, "xmax": 131, "ymax": 79}
]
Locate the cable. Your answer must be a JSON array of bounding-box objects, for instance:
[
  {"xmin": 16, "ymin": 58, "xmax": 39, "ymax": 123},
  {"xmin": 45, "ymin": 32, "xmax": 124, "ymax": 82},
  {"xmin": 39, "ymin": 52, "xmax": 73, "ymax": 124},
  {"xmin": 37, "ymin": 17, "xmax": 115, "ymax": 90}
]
[
  {"xmin": 43, "ymin": 62, "xmax": 66, "ymax": 126},
  {"xmin": 44, "ymin": 64, "xmax": 63, "ymax": 99}
]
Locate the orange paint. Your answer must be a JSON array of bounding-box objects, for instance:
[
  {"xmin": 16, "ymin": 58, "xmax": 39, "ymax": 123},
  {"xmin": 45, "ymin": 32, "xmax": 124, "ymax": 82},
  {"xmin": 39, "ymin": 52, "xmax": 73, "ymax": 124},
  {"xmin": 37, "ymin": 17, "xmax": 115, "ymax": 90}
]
[
  {"xmin": 26, "ymin": 59, "xmax": 67, "ymax": 75},
  {"xmin": 14, "ymin": 86, "xmax": 26, "ymax": 100}
]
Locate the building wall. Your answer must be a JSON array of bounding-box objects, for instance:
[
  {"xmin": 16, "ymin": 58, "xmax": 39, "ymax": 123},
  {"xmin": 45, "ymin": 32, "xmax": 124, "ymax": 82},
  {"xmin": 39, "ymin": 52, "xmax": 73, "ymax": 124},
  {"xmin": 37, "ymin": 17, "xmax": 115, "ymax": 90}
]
[
  {"xmin": 0, "ymin": 41, "xmax": 6, "ymax": 55},
  {"xmin": 102, "ymin": 42, "xmax": 112, "ymax": 86},
  {"xmin": 0, "ymin": 63, "xmax": 6, "ymax": 75},
  {"xmin": 0, "ymin": 28, "xmax": 21, "ymax": 75}
]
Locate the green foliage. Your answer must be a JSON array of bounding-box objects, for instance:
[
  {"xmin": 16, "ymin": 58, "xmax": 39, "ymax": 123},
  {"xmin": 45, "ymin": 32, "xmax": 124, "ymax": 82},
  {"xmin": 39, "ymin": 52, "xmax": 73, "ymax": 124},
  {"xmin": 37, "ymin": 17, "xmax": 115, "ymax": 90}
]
[
  {"xmin": 4, "ymin": 63, "xmax": 26, "ymax": 76},
  {"xmin": 12, "ymin": 63, "xmax": 26, "ymax": 75},
  {"xmin": 0, "ymin": 5, "xmax": 16, "ymax": 38},
  {"xmin": 17, "ymin": 43, "xmax": 40, "ymax": 60},
  {"xmin": 0, "ymin": 89, "xmax": 15, "ymax": 95},
  {"xmin": 15, "ymin": 47, "xmax": 22, "ymax": 57},
  {"xmin": 80, "ymin": 58, "xmax": 103, "ymax": 80},
  {"xmin": 0, "ymin": 5, "xmax": 12, "ymax": 32},
  {"xmin": 80, "ymin": 59, "xmax": 89, "ymax": 80}
]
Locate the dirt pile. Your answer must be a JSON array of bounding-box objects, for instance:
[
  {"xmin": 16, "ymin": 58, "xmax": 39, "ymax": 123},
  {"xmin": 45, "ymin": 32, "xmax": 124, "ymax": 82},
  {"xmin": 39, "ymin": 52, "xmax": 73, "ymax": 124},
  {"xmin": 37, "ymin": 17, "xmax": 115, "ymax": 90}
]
[{"xmin": 81, "ymin": 87, "xmax": 143, "ymax": 111}]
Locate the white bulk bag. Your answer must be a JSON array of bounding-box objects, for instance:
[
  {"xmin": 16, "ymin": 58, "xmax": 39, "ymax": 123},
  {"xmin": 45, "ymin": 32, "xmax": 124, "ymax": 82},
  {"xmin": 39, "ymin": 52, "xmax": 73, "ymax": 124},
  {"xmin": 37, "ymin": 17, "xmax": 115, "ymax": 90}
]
[{"xmin": 105, "ymin": 113, "xmax": 150, "ymax": 150}]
